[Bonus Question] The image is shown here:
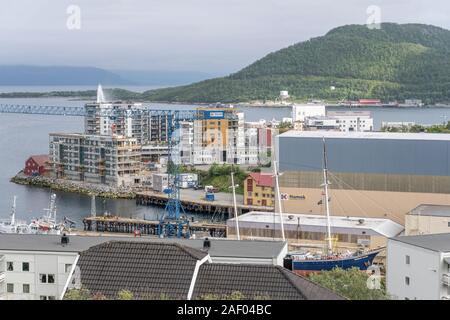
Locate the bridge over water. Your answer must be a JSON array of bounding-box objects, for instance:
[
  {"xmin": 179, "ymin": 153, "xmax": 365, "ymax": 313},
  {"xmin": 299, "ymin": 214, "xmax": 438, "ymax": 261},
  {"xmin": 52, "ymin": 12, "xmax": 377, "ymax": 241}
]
[
  {"xmin": 0, "ymin": 104, "xmax": 85, "ymax": 116},
  {"xmin": 0, "ymin": 104, "xmax": 196, "ymax": 118}
]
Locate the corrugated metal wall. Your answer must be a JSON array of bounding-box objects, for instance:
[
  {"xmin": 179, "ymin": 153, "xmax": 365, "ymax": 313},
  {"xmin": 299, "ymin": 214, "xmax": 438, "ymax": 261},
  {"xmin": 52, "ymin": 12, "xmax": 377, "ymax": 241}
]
[{"xmin": 277, "ymin": 136, "xmax": 450, "ymax": 194}]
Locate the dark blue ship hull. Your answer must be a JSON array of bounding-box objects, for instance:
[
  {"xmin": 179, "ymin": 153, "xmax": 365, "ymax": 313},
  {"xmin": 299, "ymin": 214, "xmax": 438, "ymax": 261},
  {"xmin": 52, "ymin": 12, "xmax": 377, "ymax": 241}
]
[{"xmin": 289, "ymin": 251, "xmax": 380, "ymax": 273}]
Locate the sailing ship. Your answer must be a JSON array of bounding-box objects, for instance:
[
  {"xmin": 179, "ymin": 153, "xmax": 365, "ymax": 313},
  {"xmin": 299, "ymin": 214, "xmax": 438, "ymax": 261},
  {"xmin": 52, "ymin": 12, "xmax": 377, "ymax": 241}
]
[{"xmin": 283, "ymin": 137, "xmax": 382, "ymax": 274}]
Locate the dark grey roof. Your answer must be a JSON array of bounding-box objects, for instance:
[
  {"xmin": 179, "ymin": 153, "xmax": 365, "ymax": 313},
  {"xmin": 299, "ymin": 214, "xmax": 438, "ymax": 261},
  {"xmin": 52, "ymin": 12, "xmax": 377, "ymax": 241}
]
[
  {"xmin": 0, "ymin": 234, "xmax": 285, "ymax": 259},
  {"xmin": 192, "ymin": 264, "xmax": 343, "ymax": 300},
  {"xmin": 409, "ymin": 204, "xmax": 450, "ymax": 217},
  {"xmin": 74, "ymin": 241, "xmax": 343, "ymax": 300},
  {"xmin": 77, "ymin": 241, "xmax": 205, "ymax": 299},
  {"xmin": 391, "ymin": 233, "xmax": 450, "ymax": 252}
]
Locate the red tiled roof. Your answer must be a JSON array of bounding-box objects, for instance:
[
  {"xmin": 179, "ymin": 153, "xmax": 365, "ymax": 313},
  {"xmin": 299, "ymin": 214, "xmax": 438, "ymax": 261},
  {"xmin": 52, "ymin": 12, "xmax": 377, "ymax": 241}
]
[
  {"xmin": 248, "ymin": 172, "xmax": 274, "ymax": 188},
  {"xmin": 29, "ymin": 155, "xmax": 49, "ymax": 167}
]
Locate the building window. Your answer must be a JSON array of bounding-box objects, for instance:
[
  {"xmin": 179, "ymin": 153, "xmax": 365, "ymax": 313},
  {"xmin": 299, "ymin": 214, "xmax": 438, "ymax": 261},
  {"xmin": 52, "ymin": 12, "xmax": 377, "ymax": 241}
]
[
  {"xmin": 405, "ymin": 255, "xmax": 410, "ymax": 265},
  {"xmin": 40, "ymin": 296, "xmax": 47, "ymax": 300},
  {"xmin": 40, "ymin": 274, "xmax": 47, "ymax": 283},
  {"xmin": 7, "ymin": 283, "xmax": 14, "ymax": 293},
  {"xmin": 23, "ymin": 284, "xmax": 30, "ymax": 294},
  {"xmin": 405, "ymin": 276, "xmax": 410, "ymax": 285},
  {"xmin": 6, "ymin": 261, "xmax": 13, "ymax": 271},
  {"xmin": 48, "ymin": 296, "xmax": 56, "ymax": 300},
  {"xmin": 65, "ymin": 264, "xmax": 72, "ymax": 273},
  {"xmin": 48, "ymin": 274, "xmax": 55, "ymax": 284},
  {"xmin": 22, "ymin": 262, "xmax": 30, "ymax": 272},
  {"xmin": 448, "ymin": 222, "xmax": 450, "ymax": 227}
]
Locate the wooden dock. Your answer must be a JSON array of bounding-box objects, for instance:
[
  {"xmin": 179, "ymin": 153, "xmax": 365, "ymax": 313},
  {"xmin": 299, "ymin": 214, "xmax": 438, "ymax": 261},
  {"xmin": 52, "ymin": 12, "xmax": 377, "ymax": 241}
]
[
  {"xmin": 136, "ymin": 190, "xmax": 273, "ymax": 220},
  {"xmin": 82, "ymin": 215, "xmax": 227, "ymax": 237}
]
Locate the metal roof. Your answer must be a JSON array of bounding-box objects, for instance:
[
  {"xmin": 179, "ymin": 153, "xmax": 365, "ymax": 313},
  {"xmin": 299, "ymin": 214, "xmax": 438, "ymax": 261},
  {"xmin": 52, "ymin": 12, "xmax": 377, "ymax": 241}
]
[
  {"xmin": 279, "ymin": 130, "xmax": 450, "ymax": 141},
  {"xmin": 391, "ymin": 233, "xmax": 450, "ymax": 252},
  {"xmin": 228, "ymin": 211, "xmax": 404, "ymax": 238},
  {"xmin": 408, "ymin": 204, "xmax": 450, "ymax": 217},
  {"xmin": 0, "ymin": 234, "xmax": 286, "ymax": 259}
]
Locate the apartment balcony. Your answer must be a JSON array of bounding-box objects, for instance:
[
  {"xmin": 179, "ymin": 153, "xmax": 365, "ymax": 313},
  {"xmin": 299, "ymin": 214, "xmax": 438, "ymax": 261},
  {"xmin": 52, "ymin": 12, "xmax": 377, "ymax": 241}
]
[{"xmin": 442, "ymin": 273, "xmax": 450, "ymax": 286}]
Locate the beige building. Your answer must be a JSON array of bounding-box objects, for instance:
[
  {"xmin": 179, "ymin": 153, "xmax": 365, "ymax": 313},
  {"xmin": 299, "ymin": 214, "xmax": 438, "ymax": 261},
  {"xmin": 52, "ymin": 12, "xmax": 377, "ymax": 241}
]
[
  {"xmin": 227, "ymin": 211, "xmax": 404, "ymax": 251},
  {"xmin": 406, "ymin": 204, "xmax": 450, "ymax": 236}
]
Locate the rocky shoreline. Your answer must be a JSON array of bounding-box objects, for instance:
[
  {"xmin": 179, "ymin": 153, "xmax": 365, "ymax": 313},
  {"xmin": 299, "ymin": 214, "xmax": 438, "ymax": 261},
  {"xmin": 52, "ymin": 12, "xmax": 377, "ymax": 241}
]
[{"xmin": 10, "ymin": 172, "xmax": 136, "ymax": 199}]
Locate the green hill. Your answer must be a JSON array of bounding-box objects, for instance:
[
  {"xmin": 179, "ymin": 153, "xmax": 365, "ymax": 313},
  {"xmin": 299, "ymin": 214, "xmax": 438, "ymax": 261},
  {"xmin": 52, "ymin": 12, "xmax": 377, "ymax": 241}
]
[{"xmin": 142, "ymin": 23, "xmax": 450, "ymax": 104}]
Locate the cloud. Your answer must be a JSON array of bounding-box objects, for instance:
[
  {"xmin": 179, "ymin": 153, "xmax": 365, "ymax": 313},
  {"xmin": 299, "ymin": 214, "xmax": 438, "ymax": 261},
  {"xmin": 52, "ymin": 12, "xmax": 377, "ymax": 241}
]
[{"xmin": 0, "ymin": 0, "xmax": 448, "ymax": 73}]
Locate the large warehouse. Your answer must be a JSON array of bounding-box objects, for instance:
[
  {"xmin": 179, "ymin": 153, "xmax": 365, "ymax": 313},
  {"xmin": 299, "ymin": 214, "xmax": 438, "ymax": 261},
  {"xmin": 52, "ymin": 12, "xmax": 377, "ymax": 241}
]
[{"xmin": 275, "ymin": 131, "xmax": 450, "ymax": 224}]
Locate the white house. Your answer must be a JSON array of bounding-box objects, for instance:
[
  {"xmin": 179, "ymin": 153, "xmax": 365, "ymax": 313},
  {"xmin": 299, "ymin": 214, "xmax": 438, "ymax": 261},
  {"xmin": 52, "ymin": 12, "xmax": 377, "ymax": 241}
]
[{"xmin": 387, "ymin": 233, "xmax": 450, "ymax": 300}]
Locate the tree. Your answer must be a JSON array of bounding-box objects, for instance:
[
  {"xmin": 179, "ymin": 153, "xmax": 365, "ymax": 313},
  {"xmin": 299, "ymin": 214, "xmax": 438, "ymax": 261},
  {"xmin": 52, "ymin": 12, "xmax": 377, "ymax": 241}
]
[
  {"xmin": 117, "ymin": 289, "xmax": 134, "ymax": 300},
  {"xmin": 64, "ymin": 288, "xmax": 93, "ymax": 300},
  {"xmin": 308, "ymin": 267, "xmax": 389, "ymax": 300}
]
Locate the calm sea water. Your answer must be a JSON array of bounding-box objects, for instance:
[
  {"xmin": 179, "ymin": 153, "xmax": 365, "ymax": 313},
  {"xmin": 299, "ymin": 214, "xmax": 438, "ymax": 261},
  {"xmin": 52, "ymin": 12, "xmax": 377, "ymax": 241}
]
[{"xmin": 2, "ymin": 93, "xmax": 450, "ymax": 224}]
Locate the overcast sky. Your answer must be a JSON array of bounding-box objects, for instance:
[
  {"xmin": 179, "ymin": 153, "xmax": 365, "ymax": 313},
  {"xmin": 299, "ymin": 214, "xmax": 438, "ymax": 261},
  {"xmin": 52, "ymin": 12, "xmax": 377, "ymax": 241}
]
[{"xmin": 0, "ymin": 0, "xmax": 449, "ymax": 75}]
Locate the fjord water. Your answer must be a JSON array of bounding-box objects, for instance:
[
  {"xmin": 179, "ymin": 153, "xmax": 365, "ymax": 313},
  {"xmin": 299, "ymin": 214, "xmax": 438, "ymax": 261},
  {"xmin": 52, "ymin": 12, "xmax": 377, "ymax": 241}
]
[{"xmin": 2, "ymin": 93, "xmax": 450, "ymax": 224}]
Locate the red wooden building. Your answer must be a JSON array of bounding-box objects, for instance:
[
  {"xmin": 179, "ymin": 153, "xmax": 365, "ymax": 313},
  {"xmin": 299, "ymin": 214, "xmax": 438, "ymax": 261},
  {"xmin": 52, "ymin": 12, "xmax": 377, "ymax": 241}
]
[{"xmin": 24, "ymin": 155, "xmax": 50, "ymax": 176}]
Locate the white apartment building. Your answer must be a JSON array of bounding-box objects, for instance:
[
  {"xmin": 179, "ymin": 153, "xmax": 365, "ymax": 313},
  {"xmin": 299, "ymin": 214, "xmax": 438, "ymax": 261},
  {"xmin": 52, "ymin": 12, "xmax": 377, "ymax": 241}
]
[
  {"xmin": 292, "ymin": 104, "xmax": 326, "ymax": 123},
  {"xmin": 387, "ymin": 233, "xmax": 450, "ymax": 300},
  {"xmin": 49, "ymin": 133, "xmax": 141, "ymax": 187},
  {"xmin": 326, "ymin": 111, "xmax": 373, "ymax": 132},
  {"xmin": 303, "ymin": 111, "xmax": 373, "ymax": 132},
  {"xmin": 0, "ymin": 234, "xmax": 84, "ymax": 300}
]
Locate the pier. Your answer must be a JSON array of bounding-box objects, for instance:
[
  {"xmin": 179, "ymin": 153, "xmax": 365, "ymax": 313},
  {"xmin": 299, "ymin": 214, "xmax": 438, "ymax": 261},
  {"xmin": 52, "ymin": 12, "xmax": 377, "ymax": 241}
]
[
  {"xmin": 136, "ymin": 189, "xmax": 274, "ymax": 220},
  {"xmin": 82, "ymin": 216, "xmax": 227, "ymax": 237}
]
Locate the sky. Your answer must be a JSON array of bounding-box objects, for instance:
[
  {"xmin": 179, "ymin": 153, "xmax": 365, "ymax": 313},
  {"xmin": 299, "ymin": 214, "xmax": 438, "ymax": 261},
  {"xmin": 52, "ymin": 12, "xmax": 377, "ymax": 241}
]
[{"xmin": 0, "ymin": 0, "xmax": 449, "ymax": 75}]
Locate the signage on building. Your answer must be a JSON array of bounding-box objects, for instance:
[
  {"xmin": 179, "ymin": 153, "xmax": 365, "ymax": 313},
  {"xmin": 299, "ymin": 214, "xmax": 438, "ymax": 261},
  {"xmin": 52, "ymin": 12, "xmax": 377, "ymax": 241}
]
[
  {"xmin": 203, "ymin": 111, "xmax": 225, "ymax": 119},
  {"xmin": 281, "ymin": 193, "xmax": 306, "ymax": 201}
]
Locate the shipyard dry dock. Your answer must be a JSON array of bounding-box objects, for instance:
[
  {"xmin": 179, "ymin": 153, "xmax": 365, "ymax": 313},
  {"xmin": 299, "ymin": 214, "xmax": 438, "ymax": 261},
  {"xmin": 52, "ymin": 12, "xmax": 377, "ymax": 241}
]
[{"xmin": 135, "ymin": 189, "xmax": 273, "ymax": 220}]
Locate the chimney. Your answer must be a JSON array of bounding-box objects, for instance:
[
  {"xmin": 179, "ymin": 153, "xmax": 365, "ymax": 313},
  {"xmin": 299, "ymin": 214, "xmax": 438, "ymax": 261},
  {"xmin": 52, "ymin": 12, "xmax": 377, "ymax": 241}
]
[
  {"xmin": 61, "ymin": 233, "xmax": 69, "ymax": 246},
  {"xmin": 203, "ymin": 237, "xmax": 211, "ymax": 251}
]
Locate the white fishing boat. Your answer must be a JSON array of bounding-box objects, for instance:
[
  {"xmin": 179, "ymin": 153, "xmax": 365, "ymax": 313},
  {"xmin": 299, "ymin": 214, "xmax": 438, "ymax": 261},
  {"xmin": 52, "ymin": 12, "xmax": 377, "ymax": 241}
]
[
  {"xmin": 29, "ymin": 193, "xmax": 65, "ymax": 235},
  {"xmin": 0, "ymin": 196, "xmax": 31, "ymax": 234}
]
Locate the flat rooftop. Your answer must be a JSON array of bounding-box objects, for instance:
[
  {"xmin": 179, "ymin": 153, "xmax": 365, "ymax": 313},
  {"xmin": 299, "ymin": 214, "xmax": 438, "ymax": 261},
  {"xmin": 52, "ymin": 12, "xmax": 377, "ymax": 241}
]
[
  {"xmin": 279, "ymin": 130, "xmax": 450, "ymax": 141},
  {"xmin": 0, "ymin": 234, "xmax": 286, "ymax": 259},
  {"xmin": 391, "ymin": 233, "xmax": 450, "ymax": 252},
  {"xmin": 408, "ymin": 204, "xmax": 450, "ymax": 217},
  {"xmin": 228, "ymin": 211, "xmax": 404, "ymax": 238}
]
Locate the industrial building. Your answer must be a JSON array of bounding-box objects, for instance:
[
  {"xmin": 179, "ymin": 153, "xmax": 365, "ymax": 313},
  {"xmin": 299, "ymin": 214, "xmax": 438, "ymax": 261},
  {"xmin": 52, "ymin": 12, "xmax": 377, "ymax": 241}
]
[
  {"xmin": 387, "ymin": 233, "xmax": 450, "ymax": 300},
  {"xmin": 49, "ymin": 133, "xmax": 141, "ymax": 187},
  {"xmin": 227, "ymin": 211, "xmax": 403, "ymax": 251},
  {"xmin": 406, "ymin": 204, "xmax": 450, "ymax": 235},
  {"xmin": 275, "ymin": 131, "xmax": 450, "ymax": 224}
]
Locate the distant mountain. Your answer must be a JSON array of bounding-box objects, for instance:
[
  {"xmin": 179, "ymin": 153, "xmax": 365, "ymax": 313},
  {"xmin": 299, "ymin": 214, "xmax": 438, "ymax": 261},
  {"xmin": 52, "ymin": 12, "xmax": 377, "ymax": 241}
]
[
  {"xmin": 112, "ymin": 69, "xmax": 221, "ymax": 86},
  {"xmin": 0, "ymin": 65, "xmax": 133, "ymax": 85},
  {"xmin": 142, "ymin": 23, "xmax": 450, "ymax": 103}
]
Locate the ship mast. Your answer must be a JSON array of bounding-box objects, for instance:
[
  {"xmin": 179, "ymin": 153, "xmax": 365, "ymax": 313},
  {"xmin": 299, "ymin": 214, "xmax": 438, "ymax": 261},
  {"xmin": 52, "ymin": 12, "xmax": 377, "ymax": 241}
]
[
  {"xmin": 10, "ymin": 196, "xmax": 16, "ymax": 226},
  {"xmin": 321, "ymin": 137, "xmax": 333, "ymax": 254},
  {"xmin": 273, "ymin": 160, "xmax": 285, "ymax": 241}
]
